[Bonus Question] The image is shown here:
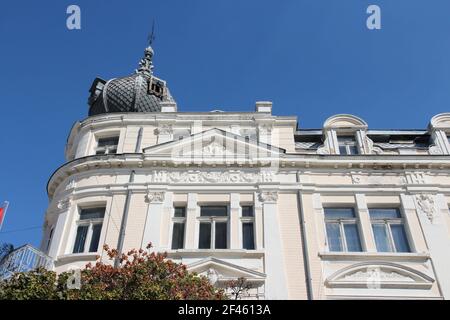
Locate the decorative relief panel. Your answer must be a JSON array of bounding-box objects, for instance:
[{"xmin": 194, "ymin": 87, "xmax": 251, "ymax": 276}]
[
  {"xmin": 65, "ymin": 179, "xmax": 77, "ymax": 191},
  {"xmin": 350, "ymin": 172, "xmax": 407, "ymax": 185},
  {"xmin": 415, "ymin": 194, "xmax": 438, "ymax": 224},
  {"xmin": 258, "ymin": 191, "xmax": 279, "ymax": 203},
  {"xmin": 145, "ymin": 192, "xmax": 165, "ymax": 203},
  {"xmin": 154, "ymin": 124, "xmax": 173, "ymax": 135},
  {"xmin": 325, "ymin": 263, "xmax": 434, "ymax": 289},
  {"xmin": 57, "ymin": 197, "xmax": 72, "ymax": 211},
  {"xmin": 148, "ymin": 170, "xmax": 274, "ymax": 184},
  {"xmin": 350, "ymin": 172, "xmax": 429, "ymax": 185}
]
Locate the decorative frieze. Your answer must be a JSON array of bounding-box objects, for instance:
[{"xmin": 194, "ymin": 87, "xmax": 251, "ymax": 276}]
[
  {"xmin": 350, "ymin": 172, "xmax": 429, "ymax": 185},
  {"xmin": 148, "ymin": 170, "xmax": 274, "ymax": 184}
]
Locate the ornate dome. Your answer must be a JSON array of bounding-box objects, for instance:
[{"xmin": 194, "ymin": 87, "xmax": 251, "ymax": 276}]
[{"xmin": 88, "ymin": 46, "xmax": 176, "ymax": 116}]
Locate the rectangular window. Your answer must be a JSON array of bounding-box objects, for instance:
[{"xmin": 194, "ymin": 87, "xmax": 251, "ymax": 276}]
[
  {"xmin": 171, "ymin": 223, "xmax": 185, "ymax": 250},
  {"xmin": 95, "ymin": 136, "xmax": 119, "ymax": 155},
  {"xmin": 89, "ymin": 224, "xmax": 102, "ymax": 252},
  {"xmin": 242, "ymin": 223, "xmax": 255, "ymax": 250},
  {"xmin": 324, "ymin": 208, "xmax": 362, "ymax": 252},
  {"xmin": 369, "ymin": 208, "xmax": 411, "ymax": 253},
  {"xmin": 215, "ymin": 222, "xmax": 228, "ymax": 249},
  {"xmin": 241, "ymin": 205, "xmax": 255, "ymax": 250},
  {"xmin": 72, "ymin": 207, "xmax": 105, "ymax": 254},
  {"xmin": 171, "ymin": 207, "xmax": 186, "ymax": 250},
  {"xmin": 337, "ymin": 135, "xmax": 359, "ymax": 155},
  {"xmin": 199, "ymin": 223, "xmax": 212, "ymax": 249},
  {"xmin": 199, "ymin": 206, "xmax": 228, "ymax": 249},
  {"xmin": 73, "ymin": 225, "xmax": 88, "ymax": 254},
  {"xmin": 46, "ymin": 227, "xmax": 54, "ymax": 252}
]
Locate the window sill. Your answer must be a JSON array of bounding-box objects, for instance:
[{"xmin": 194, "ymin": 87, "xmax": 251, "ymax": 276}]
[
  {"xmin": 56, "ymin": 252, "xmax": 99, "ymax": 264},
  {"xmin": 166, "ymin": 249, "xmax": 264, "ymax": 258},
  {"xmin": 318, "ymin": 251, "xmax": 430, "ymax": 262}
]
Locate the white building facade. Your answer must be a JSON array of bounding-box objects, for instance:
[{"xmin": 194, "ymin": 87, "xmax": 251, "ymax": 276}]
[{"xmin": 41, "ymin": 45, "xmax": 450, "ymax": 299}]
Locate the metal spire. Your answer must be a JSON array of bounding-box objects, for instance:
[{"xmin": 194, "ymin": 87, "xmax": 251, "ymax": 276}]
[{"xmin": 137, "ymin": 20, "xmax": 156, "ymax": 75}]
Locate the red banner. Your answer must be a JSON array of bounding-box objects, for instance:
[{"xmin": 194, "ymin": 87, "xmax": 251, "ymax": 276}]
[
  {"xmin": 0, "ymin": 206, "xmax": 4, "ymax": 227},
  {"xmin": 0, "ymin": 202, "xmax": 8, "ymax": 229}
]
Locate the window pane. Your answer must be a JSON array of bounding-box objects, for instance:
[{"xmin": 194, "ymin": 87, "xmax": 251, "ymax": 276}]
[
  {"xmin": 73, "ymin": 226, "xmax": 88, "ymax": 253},
  {"xmin": 391, "ymin": 224, "xmax": 411, "ymax": 253},
  {"xmin": 242, "ymin": 206, "xmax": 254, "ymax": 217},
  {"xmin": 242, "ymin": 222, "xmax": 255, "ymax": 250},
  {"xmin": 199, "ymin": 223, "xmax": 211, "ymax": 249},
  {"xmin": 200, "ymin": 206, "xmax": 228, "ymax": 217},
  {"xmin": 97, "ymin": 137, "xmax": 119, "ymax": 147},
  {"xmin": 174, "ymin": 207, "xmax": 186, "ymax": 218},
  {"xmin": 80, "ymin": 207, "xmax": 105, "ymax": 220},
  {"xmin": 372, "ymin": 224, "xmax": 392, "ymax": 252},
  {"xmin": 89, "ymin": 224, "xmax": 102, "ymax": 252},
  {"xmin": 171, "ymin": 223, "xmax": 185, "ymax": 249},
  {"xmin": 344, "ymin": 224, "xmax": 362, "ymax": 252},
  {"xmin": 348, "ymin": 145, "xmax": 359, "ymax": 155},
  {"xmin": 324, "ymin": 208, "xmax": 355, "ymax": 219},
  {"xmin": 339, "ymin": 146, "xmax": 348, "ymax": 155},
  {"xmin": 338, "ymin": 136, "xmax": 356, "ymax": 143},
  {"xmin": 369, "ymin": 208, "xmax": 401, "ymax": 219},
  {"xmin": 215, "ymin": 222, "xmax": 228, "ymax": 249},
  {"xmin": 326, "ymin": 223, "xmax": 343, "ymax": 252},
  {"xmin": 95, "ymin": 149, "xmax": 106, "ymax": 155}
]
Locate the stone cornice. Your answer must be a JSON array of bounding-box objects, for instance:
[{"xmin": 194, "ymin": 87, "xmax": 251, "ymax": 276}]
[{"xmin": 47, "ymin": 153, "xmax": 450, "ymax": 198}]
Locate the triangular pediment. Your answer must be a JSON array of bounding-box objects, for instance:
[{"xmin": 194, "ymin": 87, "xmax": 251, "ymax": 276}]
[
  {"xmin": 187, "ymin": 257, "xmax": 266, "ymax": 284},
  {"xmin": 143, "ymin": 129, "xmax": 284, "ymax": 163}
]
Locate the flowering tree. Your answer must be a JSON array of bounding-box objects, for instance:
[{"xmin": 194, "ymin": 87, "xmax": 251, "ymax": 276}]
[
  {"xmin": 225, "ymin": 277, "xmax": 251, "ymax": 300},
  {"xmin": 0, "ymin": 244, "xmax": 226, "ymax": 300}
]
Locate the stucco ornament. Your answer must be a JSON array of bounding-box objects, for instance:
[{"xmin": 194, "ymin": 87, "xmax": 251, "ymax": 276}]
[
  {"xmin": 202, "ymin": 140, "xmax": 226, "ymax": 156},
  {"xmin": 57, "ymin": 197, "xmax": 72, "ymax": 211},
  {"xmin": 344, "ymin": 267, "xmax": 414, "ymax": 289},
  {"xmin": 150, "ymin": 170, "xmax": 274, "ymax": 184},
  {"xmin": 317, "ymin": 141, "xmax": 331, "ymax": 155},
  {"xmin": 65, "ymin": 179, "xmax": 77, "ymax": 191},
  {"xmin": 415, "ymin": 194, "xmax": 438, "ymax": 224},
  {"xmin": 154, "ymin": 124, "xmax": 173, "ymax": 135},
  {"xmin": 429, "ymin": 144, "xmax": 444, "ymax": 155},
  {"xmin": 259, "ymin": 191, "xmax": 278, "ymax": 203},
  {"xmin": 206, "ymin": 268, "xmax": 220, "ymax": 285},
  {"xmin": 145, "ymin": 192, "xmax": 165, "ymax": 203}
]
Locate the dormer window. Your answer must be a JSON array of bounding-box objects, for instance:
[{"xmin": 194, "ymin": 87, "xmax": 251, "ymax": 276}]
[
  {"xmin": 95, "ymin": 136, "xmax": 119, "ymax": 155},
  {"xmin": 337, "ymin": 135, "xmax": 359, "ymax": 155},
  {"xmin": 148, "ymin": 77, "xmax": 165, "ymax": 99}
]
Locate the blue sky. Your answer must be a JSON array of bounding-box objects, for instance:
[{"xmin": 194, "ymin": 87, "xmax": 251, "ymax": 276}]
[{"xmin": 1, "ymin": 0, "xmax": 449, "ymax": 248}]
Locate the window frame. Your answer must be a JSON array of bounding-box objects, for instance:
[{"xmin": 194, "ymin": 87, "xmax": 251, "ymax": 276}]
[
  {"xmin": 337, "ymin": 134, "xmax": 359, "ymax": 155},
  {"xmin": 72, "ymin": 206, "xmax": 105, "ymax": 254},
  {"xmin": 240, "ymin": 205, "xmax": 256, "ymax": 250},
  {"xmin": 369, "ymin": 207, "xmax": 411, "ymax": 253},
  {"xmin": 171, "ymin": 206, "xmax": 186, "ymax": 250},
  {"xmin": 198, "ymin": 205, "xmax": 229, "ymax": 249},
  {"xmin": 95, "ymin": 135, "xmax": 120, "ymax": 155},
  {"xmin": 323, "ymin": 207, "xmax": 363, "ymax": 252}
]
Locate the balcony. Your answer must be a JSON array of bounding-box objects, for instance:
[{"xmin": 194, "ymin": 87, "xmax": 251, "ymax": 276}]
[{"xmin": 0, "ymin": 244, "xmax": 54, "ymax": 280}]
